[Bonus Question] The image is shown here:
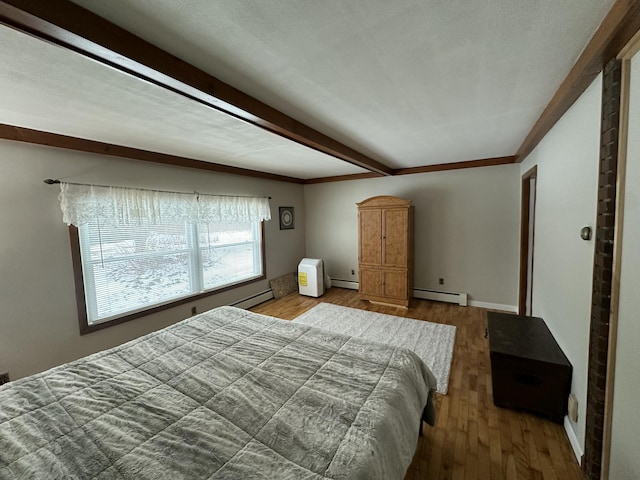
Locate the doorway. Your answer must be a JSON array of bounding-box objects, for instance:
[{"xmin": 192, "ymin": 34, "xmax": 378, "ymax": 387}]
[{"xmin": 519, "ymin": 166, "xmax": 537, "ymax": 315}]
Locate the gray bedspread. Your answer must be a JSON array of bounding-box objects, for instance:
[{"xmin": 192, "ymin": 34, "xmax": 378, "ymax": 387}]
[{"xmin": 0, "ymin": 306, "xmax": 437, "ymax": 479}]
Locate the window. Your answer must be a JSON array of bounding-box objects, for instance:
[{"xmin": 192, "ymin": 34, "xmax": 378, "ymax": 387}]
[
  {"xmin": 72, "ymin": 220, "xmax": 265, "ymax": 331},
  {"xmin": 56, "ymin": 182, "xmax": 271, "ymax": 333}
]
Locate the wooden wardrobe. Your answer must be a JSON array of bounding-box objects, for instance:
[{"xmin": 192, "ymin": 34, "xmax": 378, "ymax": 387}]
[{"xmin": 357, "ymin": 195, "xmax": 414, "ymax": 308}]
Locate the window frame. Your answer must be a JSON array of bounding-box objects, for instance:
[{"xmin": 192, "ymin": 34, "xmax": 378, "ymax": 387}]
[{"xmin": 68, "ymin": 222, "xmax": 266, "ymax": 334}]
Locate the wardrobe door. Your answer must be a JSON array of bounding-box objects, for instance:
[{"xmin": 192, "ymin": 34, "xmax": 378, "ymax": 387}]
[
  {"xmin": 382, "ymin": 270, "xmax": 408, "ymax": 300},
  {"xmin": 359, "ymin": 268, "xmax": 382, "ymax": 297},
  {"xmin": 359, "ymin": 209, "xmax": 382, "ymax": 265},
  {"xmin": 382, "ymin": 208, "xmax": 408, "ymax": 267}
]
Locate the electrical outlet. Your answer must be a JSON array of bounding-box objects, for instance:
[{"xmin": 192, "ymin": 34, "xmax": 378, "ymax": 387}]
[
  {"xmin": 438, "ymin": 278, "xmax": 444, "ymax": 285},
  {"xmin": 0, "ymin": 371, "xmax": 9, "ymax": 385},
  {"xmin": 351, "ymin": 269, "xmax": 355, "ymax": 275},
  {"xmin": 191, "ymin": 306, "xmax": 197, "ymax": 315}
]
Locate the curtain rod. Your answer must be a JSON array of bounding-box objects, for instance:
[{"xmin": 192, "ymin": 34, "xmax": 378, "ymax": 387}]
[{"xmin": 43, "ymin": 179, "xmax": 271, "ymax": 199}]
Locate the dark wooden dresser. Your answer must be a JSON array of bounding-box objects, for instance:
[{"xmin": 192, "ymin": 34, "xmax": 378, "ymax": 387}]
[{"xmin": 487, "ymin": 312, "xmax": 572, "ymax": 423}]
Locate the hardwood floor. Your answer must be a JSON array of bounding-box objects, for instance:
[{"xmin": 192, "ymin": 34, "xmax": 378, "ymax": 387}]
[{"xmin": 250, "ymin": 287, "xmax": 584, "ymax": 480}]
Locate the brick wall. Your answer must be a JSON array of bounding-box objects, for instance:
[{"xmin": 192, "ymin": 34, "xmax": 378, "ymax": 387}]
[{"xmin": 583, "ymin": 57, "xmax": 621, "ymax": 480}]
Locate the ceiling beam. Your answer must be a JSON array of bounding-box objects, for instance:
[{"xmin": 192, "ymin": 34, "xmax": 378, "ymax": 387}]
[
  {"xmin": 0, "ymin": 124, "xmax": 305, "ymax": 184},
  {"xmin": 0, "ymin": 0, "xmax": 393, "ymax": 176},
  {"xmin": 516, "ymin": 0, "xmax": 640, "ymax": 162}
]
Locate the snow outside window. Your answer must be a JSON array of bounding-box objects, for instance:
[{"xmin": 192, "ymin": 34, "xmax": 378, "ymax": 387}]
[{"xmin": 78, "ymin": 220, "xmax": 263, "ymax": 324}]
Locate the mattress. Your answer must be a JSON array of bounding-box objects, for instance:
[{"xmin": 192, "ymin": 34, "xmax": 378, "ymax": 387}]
[{"xmin": 0, "ymin": 306, "xmax": 437, "ymax": 479}]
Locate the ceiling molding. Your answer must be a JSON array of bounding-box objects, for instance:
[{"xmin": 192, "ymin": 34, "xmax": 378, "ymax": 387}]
[
  {"xmin": 0, "ymin": 119, "xmax": 515, "ymax": 184},
  {"xmin": 0, "ymin": 124, "xmax": 305, "ymax": 184},
  {"xmin": 0, "ymin": 0, "xmax": 394, "ymax": 176},
  {"xmin": 304, "ymin": 172, "xmax": 382, "ymax": 184},
  {"xmin": 516, "ymin": 0, "xmax": 640, "ymax": 162},
  {"xmin": 304, "ymin": 156, "xmax": 517, "ymax": 184},
  {"xmin": 394, "ymin": 156, "xmax": 517, "ymax": 175}
]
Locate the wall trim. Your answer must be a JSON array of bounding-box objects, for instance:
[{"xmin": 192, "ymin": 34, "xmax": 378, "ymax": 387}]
[{"xmin": 565, "ymin": 416, "xmax": 584, "ymax": 465}]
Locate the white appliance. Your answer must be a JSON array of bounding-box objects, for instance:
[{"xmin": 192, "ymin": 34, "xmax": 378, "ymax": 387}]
[{"xmin": 298, "ymin": 258, "xmax": 324, "ymax": 297}]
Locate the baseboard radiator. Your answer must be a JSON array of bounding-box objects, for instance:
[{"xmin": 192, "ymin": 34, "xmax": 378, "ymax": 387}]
[
  {"xmin": 413, "ymin": 288, "xmax": 468, "ymax": 306},
  {"xmin": 230, "ymin": 289, "xmax": 274, "ymax": 309},
  {"xmin": 330, "ymin": 279, "xmax": 468, "ymax": 307},
  {"xmin": 330, "ymin": 279, "xmax": 359, "ymax": 290}
]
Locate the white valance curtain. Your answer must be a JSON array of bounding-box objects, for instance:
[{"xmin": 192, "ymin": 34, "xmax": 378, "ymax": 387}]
[{"xmin": 58, "ymin": 183, "xmax": 271, "ymax": 226}]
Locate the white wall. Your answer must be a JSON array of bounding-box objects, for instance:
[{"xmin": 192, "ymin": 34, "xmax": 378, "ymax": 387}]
[
  {"xmin": 0, "ymin": 139, "xmax": 305, "ymax": 379},
  {"xmin": 519, "ymin": 74, "xmax": 602, "ymax": 459},
  {"xmin": 303, "ymin": 164, "xmax": 521, "ymax": 309},
  {"xmin": 609, "ymin": 52, "xmax": 640, "ymax": 480}
]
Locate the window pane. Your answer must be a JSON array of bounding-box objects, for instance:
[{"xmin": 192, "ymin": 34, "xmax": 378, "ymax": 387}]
[
  {"xmin": 199, "ymin": 222, "xmax": 253, "ymax": 248},
  {"xmin": 202, "ymin": 244, "xmax": 257, "ymax": 289},
  {"xmin": 77, "ymin": 219, "xmax": 263, "ymax": 326},
  {"xmin": 89, "ymin": 253, "xmax": 192, "ymax": 320}
]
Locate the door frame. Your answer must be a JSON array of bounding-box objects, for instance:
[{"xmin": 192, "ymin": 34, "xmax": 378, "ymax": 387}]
[{"xmin": 518, "ymin": 165, "xmax": 538, "ymax": 315}]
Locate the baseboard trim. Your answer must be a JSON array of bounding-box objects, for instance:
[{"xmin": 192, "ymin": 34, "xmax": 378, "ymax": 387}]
[
  {"xmin": 230, "ymin": 289, "xmax": 274, "ymax": 309},
  {"xmin": 564, "ymin": 416, "xmax": 583, "ymax": 465},
  {"xmin": 468, "ymin": 300, "xmax": 517, "ymax": 312}
]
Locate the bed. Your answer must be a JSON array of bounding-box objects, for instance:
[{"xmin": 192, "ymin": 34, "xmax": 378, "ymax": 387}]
[{"xmin": 0, "ymin": 306, "xmax": 437, "ymax": 479}]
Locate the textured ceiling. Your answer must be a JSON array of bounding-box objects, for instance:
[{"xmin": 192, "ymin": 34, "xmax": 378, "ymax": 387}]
[
  {"xmin": 0, "ymin": 26, "xmax": 368, "ymax": 179},
  {"xmin": 0, "ymin": 0, "xmax": 618, "ymax": 179}
]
